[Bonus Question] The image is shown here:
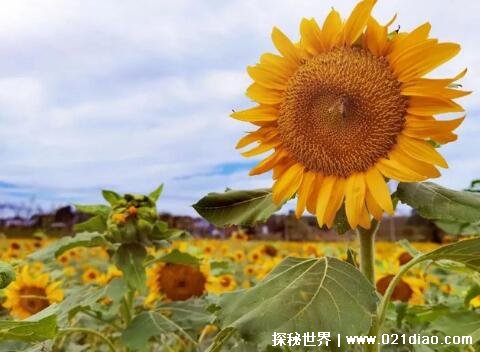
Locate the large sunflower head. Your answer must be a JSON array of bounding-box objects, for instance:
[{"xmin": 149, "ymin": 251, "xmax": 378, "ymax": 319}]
[
  {"xmin": 2, "ymin": 266, "xmax": 64, "ymax": 319},
  {"xmin": 233, "ymin": 0, "xmax": 469, "ymax": 229}
]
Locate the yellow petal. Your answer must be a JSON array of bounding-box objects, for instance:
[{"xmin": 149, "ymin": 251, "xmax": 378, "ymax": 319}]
[
  {"xmin": 322, "ymin": 8, "xmax": 342, "ymax": 50},
  {"xmin": 389, "ymin": 147, "xmax": 441, "ymax": 178},
  {"xmin": 323, "ymin": 178, "xmax": 346, "ymax": 228},
  {"xmin": 342, "ymin": 0, "xmax": 375, "ymax": 45},
  {"xmin": 241, "ymin": 138, "xmax": 281, "ymax": 157},
  {"xmin": 249, "ymin": 149, "xmax": 288, "ymax": 176},
  {"xmin": 376, "ymin": 158, "xmax": 427, "ymax": 182},
  {"xmin": 247, "ymin": 65, "xmax": 288, "ymax": 90},
  {"xmin": 306, "ymin": 174, "xmax": 323, "ymax": 214},
  {"xmin": 271, "ymin": 27, "xmax": 303, "ymax": 66},
  {"xmin": 364, "ymin": 167, "xmax": 393, "ymax": 214},
  {"xmin": 345, "ymin": 173, "xmax": 366, "ymax": 229},
  {"xmin": 246, "ymin": 83, "xmax": 283, "ymax": 105},
  {"xmin": 272, "ymin": 163, "xmax": 304, "ymax": 204},
  {"xmin": 358, "ymin": 204, "xmax": 372, "ymax": 230},
  {"xmin": 365, "ymin": 190, "xmax": 383, "ymax": 221},
  {"xmin": 295, "ymin": 171, "xmax": 316, "ymax": 218},
  {"xmin": 231, "ymin": 105, "xmax": 278, "ymax": 122},
  {"xmin": 273, "ymin": 160, "xmax": 294, "ymax": 180},
  {"xmin": 236, "ymin": 127, "xmax": 276, "ymax": 149},
  {"xmin": 403, "ymin": 115, "xmax": 464, "ymax": 143},
  {"xmin": 397, "ymin": 134, "xmax": 448, "ymax": 168},
  {"xmin": 388, "ymin": 22, "xmax": 431, "ymax": 57},
  {"xmin": 407, "ymin": 96, "xmax": 464, "ymax": 116},
  {"xmin": 395, "ymin": 43, "xmax": 461, "ymax": 82},
  {"xmin": 315, "ymin": 176, "xmax": 336, "ymax": 226},
  {"xmin": 364, "ymin": 17, "xmax": 388, "ymax": 56},
  {"xmin": 259, "ymin": 52, "xmax": 297, "ymax": 75},
  {"xmin": 300, "ymin": 18, "xmax": 325, "ymax": 56}
]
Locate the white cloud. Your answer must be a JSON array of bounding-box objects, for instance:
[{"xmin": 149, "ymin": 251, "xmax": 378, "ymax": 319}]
[{"xmin": 0, "ymin": 0, "xmax": 479, "ymax": 215}]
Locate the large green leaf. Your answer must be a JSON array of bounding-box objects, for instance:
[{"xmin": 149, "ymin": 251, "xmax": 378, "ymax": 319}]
[
  {"xmin": 122, "ymin": 310, "xmax": 197, "ymax": 350},
  {"xmin": 0, "ymin": 261, "xmax": 15, "ymax": 289},
  {"xmin": 0, "ymin": 316, "xmax": 57, "ymax": 342},
  {"xmin": 396, "ymin": 182, "xmax": 480, "ymax": 235},
  {"xmin": 28, "ymin": 232, "xmax": 109, "ymax": 261},
  {"xmin": 430, "ymin": 311, "xmax": 480, "ymax": 344},
  {"xmin": 192, "ymin": 188, "xmax": 283, "ymax": 226},
  {"xmin": 114, "ymin": 243, "xmax": 147, "ymax": 290},
  {"xmin": 419, "ymin": 238, "xmax": 480, "ymax": 271},
  {"xmin": 210, "ymin": 257, "xmax": 378, "ymax": 351}
]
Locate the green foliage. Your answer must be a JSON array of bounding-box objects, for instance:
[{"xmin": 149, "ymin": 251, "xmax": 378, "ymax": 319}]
[
  {"xmin": 28, "ymin": 232, "xmax": 109, "ymax": 261},
  {"xmin": 0, "ymin": 316, "xmax": 57, "ymax": 343},
  {"xmin": 122, "ymin": 299, "xmax": 213, "ymax": 350},
  {"xmin": 209, "ymin": 257, "xmax": 378, "ymax": 351},
  {"xmin": 420, "ymin": 238, "xmax": 480, "ymax": 271},
  {"xmin": 153, "ymin": 249, "xmax": 201, "ymax": 267},
  {"xmin": 396, "ymin": 182, "xmax": 480, "ymax": 235},
  {"xmin": 192, "ymin": 188, "xmax": 283, "ymax": 226},
  {"xmin": 114, "ymin": 244, "xmax": 147, "ymax": 291},
  {"xmin": 0, "ymin": 262, "xmax": 15, "ymax": 289}
]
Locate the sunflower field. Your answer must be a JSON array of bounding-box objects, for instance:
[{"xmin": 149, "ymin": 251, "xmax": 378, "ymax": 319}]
[{"xmin": 1, "ymin": 0, "xmax": 480, "ymax": 351}]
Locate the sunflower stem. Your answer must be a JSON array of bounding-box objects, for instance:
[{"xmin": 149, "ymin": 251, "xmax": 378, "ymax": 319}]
[
  {"xmin": 357, "ymin": 219, "xmax": 379, "ymax": 284},
  {"xmin": 357, "ymin": 219, "xmax": 380, "ymax": 352}
]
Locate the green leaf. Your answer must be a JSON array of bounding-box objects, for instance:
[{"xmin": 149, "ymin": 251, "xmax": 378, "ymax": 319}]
[
  {"xmin": 74, "ymin": 204, "xmax": 110, "ymax": 216},
  {"xmin": 210, "ymin": 260, "xmax": 235, "ymax": 276},
  {"xmin": 28, "ymin": 278, "xmax": 126, "ymax": 324},
  {"xmin": 430, "ymin": 311, "xmax": 480, "ymax": 344},
  {"xmin": 74, "ymin": 214, "xmax": 108, "ymax": 233},
  {"xmin": 148, "ymin": 184, "xmax": 164, "ymax": 202},
  {"xmin": 0, "ymin": 261, "xmax": 15, "ymax": 289},
  {"xmin": 114, "ymin": 243, "xmax": 147, "ymax": 290},
  {"xmin": 102, "ymin": 190, "xmax": 122, "ymax": 205},
  {"xmin": 333, "ymin": 206, "xmax": 351, "ymax": 235},
  {"xmin": 420, "ymin": 238, "xmax": 480, "ymax": 271},
  {"xmin": 396, "ymin": 182, "xmax": 480, "ymax": 235},
  {"xmin": 210, "ymin": 256, "xmax": 378, "ymax": 350},
  {"xmin": 155, "ymin": 249, "xmax": 200, "ymax": 267},
  {"xmin": 28, "ymin": 232, "xmax": 109, "ymax": 261},
  {"xmin": 434, "ymin": 219, "xmax": 480, "ymax": 236},
  {"xmin": 122, "ymin": 311, "xmax": 197, "ymax": 350},
  {"xmin": 193, "ymin": 188, "xmax": 283, "ymax": 227},
  {"xmin": 0, "ymin": 316, "xmax": 57, "ymax": 342}
]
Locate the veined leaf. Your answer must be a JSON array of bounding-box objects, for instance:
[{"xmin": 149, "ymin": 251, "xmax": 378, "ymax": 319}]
[
  {"xmin": 396, "ymin": 182, "xmax": 480, "ymax": 235},
  {"xmin": 420, "ymin": 238, "xmax": 480, "ymax": 271},
  {"xmin": 28, "ymin": 232, "xmax": 109, "ymax": 261},
  {"xmin": 0, "ymin": 316, "xmax": 57, "ymax": 342},
  {"xmin": 193, "ymin": 188, "xmax": 283, "ymax": 226},
  {"xmin": 430, "ymin": 311, "xmax": 480, "ymax": 344},
  {"xmin": 0, "ymin": 261, "xmax": 15, "ymax": 289},
  {"xmin": 209, "ymin": 257, "xmax": 378, "ymax": 351},
  {"xmin": 102, "ymin": 190, "xmax": 122, "ymax": 205}
]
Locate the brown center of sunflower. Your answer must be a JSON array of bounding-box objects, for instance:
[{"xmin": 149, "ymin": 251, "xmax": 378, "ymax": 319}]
[
  {"xmin": 278, "ymin": 47, "xmax": 407, "ymax": 177},
  {"xmin": 158, "ymin": 264, "xmax": 206, "ymax": 301},
  {"xmin": 19, "ymin": 286, "xmax": 50, "ymax": 314}
]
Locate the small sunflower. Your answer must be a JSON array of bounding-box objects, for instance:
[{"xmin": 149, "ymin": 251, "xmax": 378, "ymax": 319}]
[
  {"xmin": 207, "ymin": 274, "xmax": 237, "ymax": 294},
  {"xmin": 82, "ymin": 267, "xmax": 102, "ymax": 284},
  {"xmin": 3, "ymin": 266, "xmax": 63, "ymax": 319},
  {"xmin": 233, "ymin": 0, "xmax": 469, "ymax": 229},
  {"xmin": 148, "ymin": 263, "xmax": 206, "ymax": 302}
]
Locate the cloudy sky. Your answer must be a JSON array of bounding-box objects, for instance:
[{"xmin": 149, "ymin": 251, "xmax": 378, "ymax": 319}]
[{"xmin": 0, "ymin": 0, "xmax": 478, "ymax": 216}]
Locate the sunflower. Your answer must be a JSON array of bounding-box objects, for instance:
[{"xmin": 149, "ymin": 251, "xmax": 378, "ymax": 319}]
[
  {"xmin": 207, "ymin": 274, "xmax": 237, "ymax": 294},
  {"xmin": 233, "ymin": 0, "xmax": 469, "ymax": 229},
  {"xmin": 147, "ymin": 263, "xmax": 206, "ymax": 302},
  {"xmin": 3, "ymin": 266, "xmax": 63, "ymax": 319}
]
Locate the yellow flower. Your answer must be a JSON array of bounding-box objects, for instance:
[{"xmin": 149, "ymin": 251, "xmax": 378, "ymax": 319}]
[
  {"xmin": 233, "ymin": 0, "xmax": 468, "ymax": 229},
  {"xmin": 82, "ymin": 267, "xmax": 102, "ymax": 284},
  {"xmin": 207, "ymin": 274, "xmax": 237, "ymax": 294},
  {"xmin": 232, "ymin": 250, "xmax": 246, "ymax": 262},
  {"xmin": 3, "ymin": 266, "xmax": 64, "ymax": 319}
]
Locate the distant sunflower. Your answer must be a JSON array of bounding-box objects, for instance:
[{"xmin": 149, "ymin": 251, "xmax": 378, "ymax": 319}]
[
  {"xmin": 3, "ymin": 266, "xmax": 63, "ymax": 319},
  {"xmin": 233, "ymin": 0, "xmax": 469, "ymax": 229}
]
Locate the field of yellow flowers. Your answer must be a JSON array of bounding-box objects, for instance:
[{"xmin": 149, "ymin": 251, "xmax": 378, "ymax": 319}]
[{"xmin": 2, "ymin": 232, "xmax": 477, "ymax": 320}]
